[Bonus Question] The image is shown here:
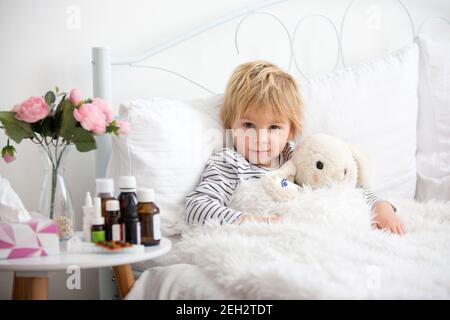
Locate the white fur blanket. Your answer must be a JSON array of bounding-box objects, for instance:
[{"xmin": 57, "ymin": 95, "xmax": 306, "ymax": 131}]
[{"xmin": 175, "ymin": 180, "xmax": 450, "ymax": 299}]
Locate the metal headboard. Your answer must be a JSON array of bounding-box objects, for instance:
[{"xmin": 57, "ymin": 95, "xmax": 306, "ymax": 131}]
[{"xmin": 91, "ymin": 0, "xmax": 449, "ymax": 179}]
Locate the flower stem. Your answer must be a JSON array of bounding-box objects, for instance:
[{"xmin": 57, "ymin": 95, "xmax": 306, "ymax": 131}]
[
  {"xmin": 37, "ymin": 136, "xmax": 71, "ymax": 220},
  {"xmin": 39, "ymin": 136, "xmax": 58, "ymax": 220},
  {"xmin": 50, "ymin": 164, "xmax": 57, "ymax": 220}
]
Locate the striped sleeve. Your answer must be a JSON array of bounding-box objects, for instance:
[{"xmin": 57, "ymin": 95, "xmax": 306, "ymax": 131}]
[
  {"xmin": 363, "ymin": 189, "xmax": 396, "ymax": 212},
  {"xmin": 363, "ymin": 189, "xmax": 381, "ymax": 210},
  {"xmin": 185, "ymin": 151, "xmax": 246, "ymax": 225},
  {"xmin": 282, "ymin": 140, "xmax": 296, "ymax": 162}
]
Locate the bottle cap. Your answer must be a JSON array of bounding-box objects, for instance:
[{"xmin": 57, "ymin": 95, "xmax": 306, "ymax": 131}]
[
  {"xmin": 106, "ymin": 199, "xmax": 120, "ymax": 211},
  {"xmin": 92, "ymin": 197, "xmax": 105, "ymax": 225},
  {"xmin": 137, "ymin": 188, "xmax": 155, "ymax": 203},
  {"xmin": 96, "ymin": 178, "xmax": 114, "ymax": 195},
  {"xmin": 118, "ymin": 176, "xmax": 137, "ymax": 190}
]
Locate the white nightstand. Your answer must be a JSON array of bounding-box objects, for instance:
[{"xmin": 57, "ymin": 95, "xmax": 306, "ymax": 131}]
[{"xmin": 0, "ymin": 237, "xmax": 171, "ymax": 300}]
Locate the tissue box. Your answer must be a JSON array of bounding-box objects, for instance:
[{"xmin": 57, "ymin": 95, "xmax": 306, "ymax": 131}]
[{"xmin": 0, "ymin": 218, "xmax": 60, "ymax": 259}]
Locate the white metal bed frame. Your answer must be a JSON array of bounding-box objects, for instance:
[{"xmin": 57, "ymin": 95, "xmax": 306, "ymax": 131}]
[
  {"xmin": 91, "ymin": 0, "xmax": 448, "ymax": 179},
  {"xmin": 90, "ymin": 0, "xmax": 449, "ymax": 299}
]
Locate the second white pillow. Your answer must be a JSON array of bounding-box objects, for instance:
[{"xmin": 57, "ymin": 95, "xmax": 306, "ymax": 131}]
[{"xmin": 300, "ymin": 43, "xmax": 419, "ymax": 199}]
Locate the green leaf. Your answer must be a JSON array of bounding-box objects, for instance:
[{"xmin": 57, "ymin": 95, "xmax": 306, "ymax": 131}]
[
  {"xmin": 0, "ymin": 112, "xmax": 34, "ymax": 143},
  {"xmin": 72, "ymin": 127, "xmax": 96, "ymax": 152},
  {"xmin": 45, "ymin": 91, "xmax": 56, "ymax": 105},
  {"xmin": 57, "ymin": 99, "xmax": 77, "ymax": 140},
  {"xmin": 106, "ymin": 120, "xmax": 119, "ymax": 135},
  {"xmin": 55, "ymin": 93, "xmax": 67, "ymax": 112},
  {"xmin": 40, "ymin": 116, "xmax": 56, "ymax": 138}
]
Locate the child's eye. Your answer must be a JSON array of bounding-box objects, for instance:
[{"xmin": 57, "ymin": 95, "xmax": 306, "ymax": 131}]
[
  {"xmin": 243, "ymin": 122, "xmax": 256, "ymax": 129},
  {"xmin": 269, "ymin": 125, "xmax": 281, "ymax": 130}
]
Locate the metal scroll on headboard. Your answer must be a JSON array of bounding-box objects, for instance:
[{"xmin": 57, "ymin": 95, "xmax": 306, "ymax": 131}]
[{"xmin": 91, "ymin": 0, "xmax": 450, "ymax": 179}]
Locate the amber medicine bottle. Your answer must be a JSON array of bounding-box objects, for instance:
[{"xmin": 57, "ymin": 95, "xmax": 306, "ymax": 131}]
[{"xmin": 137, "ymin": 188, "xmax": 161, "ymax": 246}]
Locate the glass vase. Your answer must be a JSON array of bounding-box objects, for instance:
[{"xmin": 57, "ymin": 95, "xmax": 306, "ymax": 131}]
[{"xmin": 38, "ymin": 143, "xmax": 75, "ymax": 240}]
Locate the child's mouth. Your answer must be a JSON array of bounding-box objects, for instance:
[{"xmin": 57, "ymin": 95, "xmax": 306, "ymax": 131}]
[
  {"xmin": 249, "ymin": 149, "xmax": 270, "ymax": 159},
  {"xmin": 249, "ymin": 149, "xmax": 271, "ymax": 154}
]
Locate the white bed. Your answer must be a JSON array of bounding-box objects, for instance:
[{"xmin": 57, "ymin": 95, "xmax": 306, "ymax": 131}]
[{"xmin": 91, "ymin": 0, "xmax": 450, "ymax": 299}]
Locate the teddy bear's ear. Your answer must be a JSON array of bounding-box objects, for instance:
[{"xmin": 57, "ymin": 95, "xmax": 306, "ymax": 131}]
[
  {"xmin": 347, "ymin": 144, "xmax": 373, "ymax": 189},
  {"xmin": 275, "ymin": 160, "xmax": 297, "ymax": 182}
]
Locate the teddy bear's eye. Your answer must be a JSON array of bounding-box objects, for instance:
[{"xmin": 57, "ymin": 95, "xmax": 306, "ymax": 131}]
[
  {"xmin": 316, "ymin": 161, "xmax": 324, "ymax": 170},
  {"xmin": 344, "ymin": 168, "xmax": 347, "ymax": 175}
]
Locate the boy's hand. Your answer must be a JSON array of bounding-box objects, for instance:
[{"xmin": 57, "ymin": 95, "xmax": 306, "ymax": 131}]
[
  {"xmin": 371, "ymin": 201, "xmax": 405, "ymax": 235},
  {"xmin": 238, "ymin": 213, "xmax": 283, "ymax": 224}
]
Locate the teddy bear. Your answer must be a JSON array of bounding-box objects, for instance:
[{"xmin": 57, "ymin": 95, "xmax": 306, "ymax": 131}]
[{"xmin": 262, "ymin": 133, "xmax": 373, "ymax": 201}]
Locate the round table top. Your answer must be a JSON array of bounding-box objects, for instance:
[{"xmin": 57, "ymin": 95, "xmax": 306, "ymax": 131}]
[{"xmin": 0, "ymin": 237, "xmax": 171, "ymax": 272}]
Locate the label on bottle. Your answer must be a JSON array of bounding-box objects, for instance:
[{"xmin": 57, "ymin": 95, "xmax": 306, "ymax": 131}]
[
  {"xmin": 91, "ymin": 230, "xmax": 106, "ymax": 243},
  {"xmin": 136, "ymin": 222, "xmax": 141, "ymax": 245},
  {"xmin": 153, "ymin": 214, "xmax": 161, "ymax": 240},
  {"xmin": 112, "ymin": 224, "xmax": 122, "ymax": 241}
]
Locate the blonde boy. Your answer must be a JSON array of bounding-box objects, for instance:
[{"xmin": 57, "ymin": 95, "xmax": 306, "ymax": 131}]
[{"xmin": 185, "ymin": 61, "xmax": 404, "ymax": 234}]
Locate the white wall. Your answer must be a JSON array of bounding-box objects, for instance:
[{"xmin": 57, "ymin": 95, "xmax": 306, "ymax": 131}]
[{"xmin": 0, "ymin": 0, "xmax": 448, "ymax": 299}]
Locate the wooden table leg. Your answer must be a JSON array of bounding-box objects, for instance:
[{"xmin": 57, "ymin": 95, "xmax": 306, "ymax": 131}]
[
  {"xmin": 12, "ymin": 272, "xmax": 48, "ymax": 300},
  {"xmin": 112, "ymin": 264, "xmax": 135, "ymax": 299}
]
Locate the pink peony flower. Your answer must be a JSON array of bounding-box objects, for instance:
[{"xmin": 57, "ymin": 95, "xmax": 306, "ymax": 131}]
[
  {"xmin": 117, "ymin": 120, "xmax": 131, "ymax": 135},
  {"xmin": 92, "ymin": 98, "xmax": 113, "ymax": 123},
  {"xmin": 73, "ymin": 103, "xmax": 107, "ymax": 134},
  {"xmin": 2, "ymin": 146, "xmax": 16, "ymax": 163},
  {"xmin": 12, "ymin": 96, "xmax": 49, "ymax": 123},
  {"xmin": 68, "ymin": 89, "xmax": 83, "ymax": 106}
]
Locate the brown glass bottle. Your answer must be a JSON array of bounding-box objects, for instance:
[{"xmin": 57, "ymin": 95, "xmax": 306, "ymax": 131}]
[
  {"xmin": 137, "ymin": 188, "xmax": 161, "ymax": 246},
  {"xmin": 118, "ymin": 176, "xmax": 140, "ymax": 245},
  {"xmin": 96, "ymin": 178, "xmax": 115, "ymax": 218},
  {"xmin": 105, "ymin": 200, "xmax": 123, "ymax": 241}
]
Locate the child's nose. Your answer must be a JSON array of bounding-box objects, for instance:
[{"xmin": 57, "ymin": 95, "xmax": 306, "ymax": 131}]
[{"xmin": 257, "ymin": 129, "xmax": 269, "ymax": 143}]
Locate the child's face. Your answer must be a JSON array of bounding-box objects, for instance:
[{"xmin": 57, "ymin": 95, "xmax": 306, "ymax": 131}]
[{"xmin": 231, "ymin": 105, "xmax": 291, "ymax": 168}]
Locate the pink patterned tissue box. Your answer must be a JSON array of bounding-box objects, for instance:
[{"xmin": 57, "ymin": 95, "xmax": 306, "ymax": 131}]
[{"xmin": 0, "ymin": 218, "xmax": 60, "ymax": 259}]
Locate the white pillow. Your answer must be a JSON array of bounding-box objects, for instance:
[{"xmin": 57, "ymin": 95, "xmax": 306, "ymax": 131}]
[
  {"xmin": 299, "ymin": 43, "xmax": 419, "ymax": 199},
  {"xmin": 415, "ymin": 36, "xmax": 450, "ymax": 201},
  {"xmin": 106, "ymin": 95, "xmax": 224, "ymax": 236}
]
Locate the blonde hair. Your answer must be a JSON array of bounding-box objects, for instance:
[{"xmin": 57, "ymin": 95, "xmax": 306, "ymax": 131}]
[{"xmin": 220, "ymin": 60, "xmax": 303, "ymax": 138}]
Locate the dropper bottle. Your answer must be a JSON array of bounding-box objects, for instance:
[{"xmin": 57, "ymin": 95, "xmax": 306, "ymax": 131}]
[{"xmin": 91, "ymin": 197, "xmax": 106, "ymax": 243}]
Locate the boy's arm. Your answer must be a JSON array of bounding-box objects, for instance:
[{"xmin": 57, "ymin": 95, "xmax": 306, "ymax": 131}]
[
  {"xmin": 362, "ymin": 189, "xmax": 397, "ymax": 212},
  {"xmin": 185, "ymin": 160, "xmax": 245, "ymax": 225},
  {"xmin": 362, "ymin": 189, "xmax": 404, "ymax": 235},
  {"xmin": 185, "ymin": 192, "xmax": 244, "ymax": 225}
]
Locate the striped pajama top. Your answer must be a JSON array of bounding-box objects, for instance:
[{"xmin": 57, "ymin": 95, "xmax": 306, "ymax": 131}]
[{"xmin": 185, "ymin": 140, "xmax": 383, "ymax": 225}]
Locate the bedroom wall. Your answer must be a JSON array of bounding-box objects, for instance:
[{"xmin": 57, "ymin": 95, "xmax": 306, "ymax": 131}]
[{"xmin": 0, "ymin": 0, "xmax": 448, "ymax": 300}]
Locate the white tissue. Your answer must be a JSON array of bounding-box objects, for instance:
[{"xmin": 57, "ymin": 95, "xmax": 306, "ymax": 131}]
[{"xmin": 0, "ymin": 174, "xmax": 31, "ymax": 222}]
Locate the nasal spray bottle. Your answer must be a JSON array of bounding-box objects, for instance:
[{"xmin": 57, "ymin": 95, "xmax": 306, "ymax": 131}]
[{"xmin": 82, "ymin": 192, "xmax": 94, "ymax": 242}]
